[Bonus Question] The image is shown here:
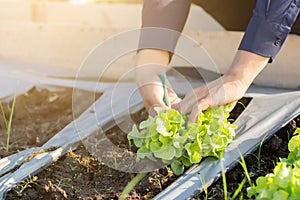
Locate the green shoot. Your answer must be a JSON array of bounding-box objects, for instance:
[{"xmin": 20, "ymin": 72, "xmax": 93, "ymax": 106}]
[
  {"xmin": 220, "ymin": 157, "xmax": 228, "ymax": 200},
  {"xmin": 257, "ymin": 133, "xmax": 268, "ymax": 170},
  {"xmin": 238, "ymin": 151, "xmax": 252, "ymax": 185},
  {"xmin": 237, "ymin": 101, "xmax": 246, "ymax": 109},
  {"xmin": 0, "ymin": 100, "xmax": 8, "ymax": 128},
  {"xmin": 17, "ymin": 175, "xmax": 38, "ymax": 197},
  {"xmin": 199, "ymin": 175, "xmax": 209, "ymax": 200},
  {"xmin": 150, "ymin": 178, "xmax": 162, "ymax": 191},
  {"xmin": 119, "ymin": 172, "xmax": 147, "ymax": 200},
  {"xmin": 231, "ymin": 177, "xmax": 246, "ymax": 200},
  {"xmin": 6, "ymin": 92, "xmax": 17, "ymax": 152}
]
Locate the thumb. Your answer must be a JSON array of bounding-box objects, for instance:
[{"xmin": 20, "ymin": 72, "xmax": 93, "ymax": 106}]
[
  {"xmin": 188, "ymin": 99, "xmax": 210, "ymax": 123},
  {"xmin": 148, "ymin": 102, "xmax": 169, "ymax": 117}
]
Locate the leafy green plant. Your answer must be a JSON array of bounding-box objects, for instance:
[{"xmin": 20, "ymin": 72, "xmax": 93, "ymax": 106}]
[
  {"xmin": 127, "ymin": 105, "xmax": 237, "ymax": 175},
  {"xmin": 247, "ymin": 128, "xmax": 300, "ymax": 200}
]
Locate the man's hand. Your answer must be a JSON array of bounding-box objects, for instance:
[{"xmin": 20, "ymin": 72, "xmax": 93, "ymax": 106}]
[
  {"xmin": 135, "ymin": 49, "xmax": 180, "ymax": 115},
  {"xmin": 176, "ymin": 50, "xmax": 269, "ymax": 122},
  {"xmin": 176, "ymin": 75, "xmax": 246, "ymax": 122},
  {"xmin": 135, "ymin": 64, "xmax": 180, "ymax": 115}
]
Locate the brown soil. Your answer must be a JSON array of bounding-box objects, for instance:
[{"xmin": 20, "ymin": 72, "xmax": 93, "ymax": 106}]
[
  {"xmin": 0, "ymin": 88, "xmax": 298, "ymax": 200},
  {"xmin": 0, "ymin": 87, "xmax": 74, "ymax": 157}
]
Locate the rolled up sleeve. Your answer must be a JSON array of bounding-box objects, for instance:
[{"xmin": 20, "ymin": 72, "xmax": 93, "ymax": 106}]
[
  {"xmin": 239, "ymin": 0, "xmax": 300, "ymax": 62},
  {"xmin": 138, "ymin": 0, "xmax": 191, "ymax": 52}
]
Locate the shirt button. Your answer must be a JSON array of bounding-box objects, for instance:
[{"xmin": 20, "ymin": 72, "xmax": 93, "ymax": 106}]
[
  {"xmin": 274, "ymin": 39, "xmax": 281, "ymax": 46},
  {"xmin": 291, "ymin": 3, "xmax": 295, "ymax": 8}
]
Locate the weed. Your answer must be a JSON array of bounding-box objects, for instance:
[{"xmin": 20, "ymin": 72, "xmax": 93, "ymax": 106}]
[
  {"xmin": 231, "ymin": 177, "xmax": 246, "ymax": 200},
  {"xmin": 17, "ymin": 175, "xmax": 38, "ymax": 197},
  {"xmin": 0, "ymin": 93, "xmax": 17, "ymax": 152},
  {"xmin": 237, "ymin": 101, "xmax": 246, "ymax": 109},
  {"xmin": 0, "ymin": 100, "xmax": 7, "ymax": 128},
  {"xmin": 257, "ymin": 133, "xmax": 268, "ymax": 170},
  {"xmin": 55, "ymin": 177, "xmax": 72, "ymax": 188},
  {"xmin": 238, "ymin": 151, "xmax": 252, "ymax": 185},
  {"xmin": 150, "ymin": 178, "xmax": 162, "ymax": 191},
  {"xmin": 199, "ymin": 174, "xmax": 209, "ymax": 200},
  {"xmin": 220, "ymin": 157, "xmax": 228, "ymax": 200}
]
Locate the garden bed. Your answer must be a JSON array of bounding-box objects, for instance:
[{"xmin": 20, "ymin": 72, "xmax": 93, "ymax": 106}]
[{"xmin": 0, "ymin": 87, "xmax": 299, "ymax": 199}]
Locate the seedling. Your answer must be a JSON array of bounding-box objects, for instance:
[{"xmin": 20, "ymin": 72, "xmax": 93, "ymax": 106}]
[
  {"xmin": 257, "ymin": 133, "xmax": 268, "ymax": 170},
  {"xmin": 0, "ymin": 92, "xmax": 17, "ymax": 152},
  {"xmin": 220, "ymin": 156, "xmax": 228, "ymax": 200},
  {"xmin": 238, "ymin": 151, "xmax": 252, "ymax": 185},
  {"xmin": 231, "ymin": 177, "xmax": 246, "ymax": 200},
  {"xmin": 247, "ymin": 128, "xmax": 300, "ymax": 199},
  {"xmin": 199, "ymin": 174, "xmax": 210, "ymax": 200},
  {"xmin": 17, "ymin": 175, "xmax": 38, "ymax": 197},
  {"xmin": 0, "ymin": 100, "xmax": 7, "ymax": 128}
]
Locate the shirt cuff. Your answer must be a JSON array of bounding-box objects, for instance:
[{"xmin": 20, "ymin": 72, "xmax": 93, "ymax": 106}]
[{"xmin": 238, "ymin": 16, "xmax": 290, "ymax": 63}]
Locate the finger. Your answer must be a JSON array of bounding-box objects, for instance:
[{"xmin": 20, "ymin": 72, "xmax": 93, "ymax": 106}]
[
  {"xmin": 148, "ymin": 103, "xmax": 168, "ymax": 117},
  {"xmin": 178, "ymin": 89, "xmax": 205, "ymax": 114},
  {"xmin": 189, "ymin": 99, "xmax": 210, "ymax": 123},
  {"xmin": 229, "ymin": 101, "xmax": 237, "ymax": 111},
  {"xmin": 167, "ymin": 87, "xmax": 181, "ymax": 107},
  {"xmin": 165, "ymin": 81, "xmax": 180, "ymax": 105}
]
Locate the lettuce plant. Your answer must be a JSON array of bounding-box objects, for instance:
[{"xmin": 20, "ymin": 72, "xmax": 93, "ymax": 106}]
[
  {"xmin": 127, "ymin": 105, "xmax": 237, "ymax": 175},
  {"xmin": 247, "ymin": 128, "xmax": 300, "ymax": 200}
]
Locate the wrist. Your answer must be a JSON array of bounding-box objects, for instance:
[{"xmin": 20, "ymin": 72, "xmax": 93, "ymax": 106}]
[
  {"xmin": 135, "ymin": 49, "xmax": 170, "ymax": 85},
  {"xmin": 136, "ymin": 49, "xmax": 170, "ymax": 66},
  {"xmin": 224, "ymin": 50, "xmax": 269, "ymax": 87}
]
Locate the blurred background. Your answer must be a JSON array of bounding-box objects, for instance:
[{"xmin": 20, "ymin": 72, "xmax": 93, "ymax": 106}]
[{"xmin": 0, "ymin": 0, "xmax": 227, "ymax": 81}]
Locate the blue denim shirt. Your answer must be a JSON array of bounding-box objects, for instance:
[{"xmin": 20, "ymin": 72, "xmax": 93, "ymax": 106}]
[
  {"xmin": 239, "ymin": 0, "xmax": 300, "ymax": 62},
  {"xmin": 140, "ymin": 0, "xmax": 300, "ymax": 62}
]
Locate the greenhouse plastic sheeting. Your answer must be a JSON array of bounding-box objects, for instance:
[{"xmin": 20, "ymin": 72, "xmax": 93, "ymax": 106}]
[{"xmin": 0, "ymin": 64, "xmax": 299, "ymax": 199}]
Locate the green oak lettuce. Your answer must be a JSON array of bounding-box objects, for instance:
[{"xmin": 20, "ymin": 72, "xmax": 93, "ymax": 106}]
[
  {"xmin": 247, "ymin": 128, "xmax": 300, "ymax": 200},
  {"xmin": 127, "ymin": 105, "xmax": 237, "ymax": 175}
]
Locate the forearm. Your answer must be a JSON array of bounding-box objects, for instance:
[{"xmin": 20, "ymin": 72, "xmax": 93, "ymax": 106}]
[
  {"xmin": 225, "ymin": 50, "xmax": 269, "ymax": 88},
  {"xmin": 136, "ymin": 49, "xmax": 170, "ymax": 67},
  {"xmin": 138, "ymin": 0, "xmax": 191, "ymax": 54},
  {"xmin": 135, "ymin": 49, "xmax": 170, "ymax": 86}
]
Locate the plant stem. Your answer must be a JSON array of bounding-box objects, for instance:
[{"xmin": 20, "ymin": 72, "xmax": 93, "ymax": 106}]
[
  {"xmin": 231, "ymin": 177, "xmax": 246, "ymax": 199},
  {"xmin": 6, "ymin": 93, "xmax": 17, "ymax": 152},
  {"xmin": 119, "ymin": 172, "xmax": 147, "ymax": 200},
  {"xmin": 199, "ymin": 175, "xmax": 209, "ymax": 199},
  {"xmin": 238, "ymin": 151, "xmax": 252, "ymax": 185},
  {"xmin": 220, "ymin": 158, "xmax": 228, "ymax": 200},
  {"xmin": 158, "ymin": 72, "xmax": 169, "ymax": 107},
  {"xmin": 257, "ymin": 133, "xmax": 268, "ymax": 170},
  {"xmin": 0, "ymin": 100, "xmax": 8, "ymax": 128}
]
